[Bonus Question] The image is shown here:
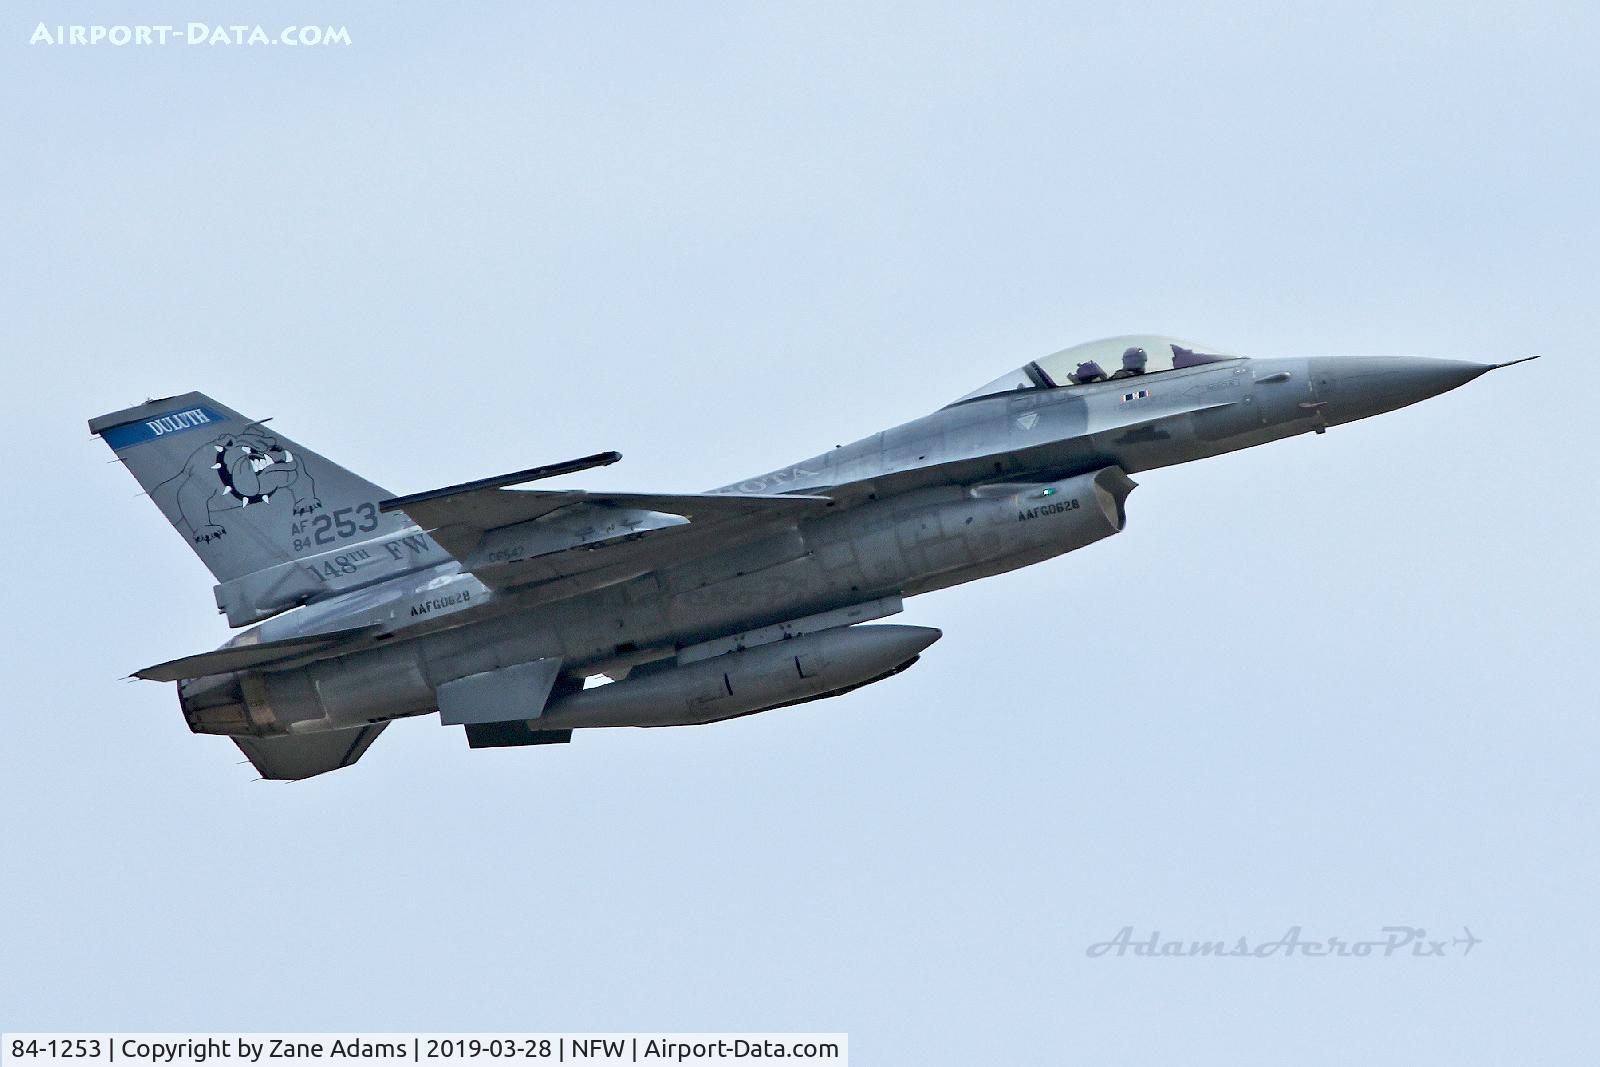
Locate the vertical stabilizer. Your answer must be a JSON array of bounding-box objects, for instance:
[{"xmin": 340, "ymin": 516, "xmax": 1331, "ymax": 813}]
[{"xmin": 89, "ymin": 392, "xmax": 412, "ymax": 590}]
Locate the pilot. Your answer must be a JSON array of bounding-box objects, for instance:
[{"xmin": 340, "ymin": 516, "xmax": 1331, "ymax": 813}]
[
  {"xmin": 1069, "ymin": 360, "xmax": 1108, "ymax": 384},
  {"xmin": 1110, "ymin": 347, "xmax": 1148, "ymax": 379}
]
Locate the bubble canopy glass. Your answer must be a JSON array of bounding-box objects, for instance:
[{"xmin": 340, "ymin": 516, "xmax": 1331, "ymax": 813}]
[{"xmin": 954, "ymin": 335, "xmax": 1242, "ymax": 403}]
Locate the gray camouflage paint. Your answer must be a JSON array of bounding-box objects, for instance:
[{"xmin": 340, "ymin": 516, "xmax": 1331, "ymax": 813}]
[{"xmin": 94, "ymin": 340, "xmax": 1520, "ymax": 776}]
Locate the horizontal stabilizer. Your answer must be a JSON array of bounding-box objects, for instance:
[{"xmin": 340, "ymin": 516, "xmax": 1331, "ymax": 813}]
[
  {"xmin": 234, "ymin": 723, "xmax": 387, "ymax": 780},
  {"xmin": 135, "ymin": 624, "xmax": 382, "ymax": 682}
]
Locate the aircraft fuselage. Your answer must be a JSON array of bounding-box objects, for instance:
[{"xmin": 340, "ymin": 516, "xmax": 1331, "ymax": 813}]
[{"xmin": 173, "ymin": 353, "xmax": 1483, "ymax": 740}]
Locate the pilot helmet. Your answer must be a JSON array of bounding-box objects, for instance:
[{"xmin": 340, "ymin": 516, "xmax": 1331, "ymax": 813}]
[{"xmin": 1122, "ymin": 347, "xmax": 1148, "ymax": 372}]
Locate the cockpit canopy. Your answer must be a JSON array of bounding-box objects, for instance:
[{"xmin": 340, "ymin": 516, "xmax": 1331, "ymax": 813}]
[{"xmin": 955, "ymin": 335, "xmax": 1242, "ymax": 403}]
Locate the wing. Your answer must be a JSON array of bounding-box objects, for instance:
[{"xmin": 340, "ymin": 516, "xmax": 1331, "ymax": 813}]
[
  {"xmin": 379, "ymin": 473, "xmax": 836, "ymax": 595},
  {"xmin": 233, "ymin": 723, "xmax": 387, "ymax": 781}
]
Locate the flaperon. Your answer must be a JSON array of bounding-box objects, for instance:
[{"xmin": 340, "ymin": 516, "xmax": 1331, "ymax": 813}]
[{"xmin": 90, "ymin": 335, "xmax": 1535, "ymax": 779}]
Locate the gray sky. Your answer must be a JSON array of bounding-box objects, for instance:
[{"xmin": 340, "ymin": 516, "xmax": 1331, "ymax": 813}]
[{"xmin": 3, "ymin": 2, "xmax": 1596, "ymax": 1062}]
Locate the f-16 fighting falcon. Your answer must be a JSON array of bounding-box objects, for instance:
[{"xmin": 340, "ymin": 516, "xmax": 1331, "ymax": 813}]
[{"xmin": 91, "ymin": 336, "xmax": 1535, "ymax": 779}]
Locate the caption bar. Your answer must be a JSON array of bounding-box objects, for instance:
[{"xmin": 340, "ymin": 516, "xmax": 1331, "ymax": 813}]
[{"xmin": 3, "ymin": 1037, "xmax": 846, "ymax": 1067}]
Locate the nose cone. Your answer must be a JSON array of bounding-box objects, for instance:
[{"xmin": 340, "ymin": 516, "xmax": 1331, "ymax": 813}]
[{"xmin": 1312, "ymin": 356, "xmax": 1492, "ymax": 426}]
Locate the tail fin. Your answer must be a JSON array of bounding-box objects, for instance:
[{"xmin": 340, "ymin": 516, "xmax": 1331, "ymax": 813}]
[{"xmin": 90, "ymin": 393, "xmax": 415, "ymax": 617}]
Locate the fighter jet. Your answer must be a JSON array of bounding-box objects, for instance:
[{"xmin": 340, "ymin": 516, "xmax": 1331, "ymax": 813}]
[{"xmin": 90, "ymin": 336, "xmax": 1534, "ymax": 779}]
